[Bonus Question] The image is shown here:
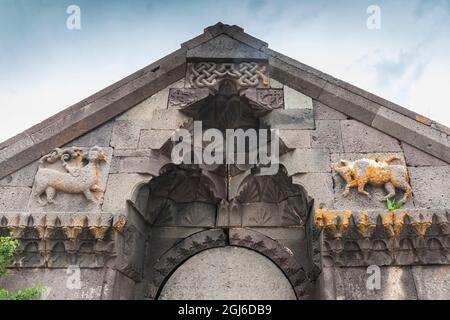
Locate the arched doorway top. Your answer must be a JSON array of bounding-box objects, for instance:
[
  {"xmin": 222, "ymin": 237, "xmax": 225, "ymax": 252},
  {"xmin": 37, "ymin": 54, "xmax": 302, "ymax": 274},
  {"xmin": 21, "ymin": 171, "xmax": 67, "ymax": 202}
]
[
  {"xmin": 159, "ymin": 246, "xmax": 297, "ymax": 300},
  {"xmin": 148, "ymin": 228, "xmax": 313, "ymax": 300}
]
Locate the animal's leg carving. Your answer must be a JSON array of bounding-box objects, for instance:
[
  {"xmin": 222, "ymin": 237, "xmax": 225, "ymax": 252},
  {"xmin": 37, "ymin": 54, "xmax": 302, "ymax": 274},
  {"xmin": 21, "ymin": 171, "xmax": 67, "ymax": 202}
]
[
  {"xmin": 46, "ymin": 187, "xmax": 57, "ymax": 204},
  {"xmin": 36, "ymin": 192, "xmax": 47, "ymax": 206},
  {"xmin": 398, "ymin": 184, "xmax": 413, "ymax": 204},
  {"xmin": 343, "ymin": 180, "xmax": 358, "ymax": 197},
  {"xmin": 35, "ymin": 183, "xmax": 47, "ymax": 206},
  {"xmin": 83, "ymin": 189, "xmax": 95, "ymax": 203},
  {"xmin": 381, "ymin": 182, "xmax": 396, "ymax": 201},
  {"xmin": 357, "ymin": 179, "xmax": 371, "ymax": 198},
  {"xmin": 90, "ymin": 184, "xmax": 104, "ymax": 192}
]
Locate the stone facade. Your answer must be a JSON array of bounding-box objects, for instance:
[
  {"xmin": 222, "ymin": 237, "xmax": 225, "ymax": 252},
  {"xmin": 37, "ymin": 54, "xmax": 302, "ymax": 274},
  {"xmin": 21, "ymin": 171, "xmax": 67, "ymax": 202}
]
[{"xmin": 0, "ymin": 23, "xmax": 450, "ymax": 300}]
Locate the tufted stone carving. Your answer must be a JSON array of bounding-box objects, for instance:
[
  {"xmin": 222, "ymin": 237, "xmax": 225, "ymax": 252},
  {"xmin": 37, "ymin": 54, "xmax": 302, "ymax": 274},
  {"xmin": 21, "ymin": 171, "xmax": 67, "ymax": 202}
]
[
  {"xmin": 315, "ymin": 208, "xmax": 450, "ymax": 266},
  {"xmin": 33, "ymin": 146, "xmax": 109, "ymax": 206},
  {"xmin": 187, "ymin": 62, "xmax": 269, "ymax": 91},
  {"xmin": 332, "ymin": 156, "xmax": 413, "ymax": 204}
]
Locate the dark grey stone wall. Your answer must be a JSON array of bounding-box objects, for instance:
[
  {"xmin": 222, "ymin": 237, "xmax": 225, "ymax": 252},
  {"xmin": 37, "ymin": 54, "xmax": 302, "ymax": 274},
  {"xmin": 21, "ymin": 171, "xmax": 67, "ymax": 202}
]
[{"xmin": 0, "ymin": 76, "xmax": 449, "ymax": 300}]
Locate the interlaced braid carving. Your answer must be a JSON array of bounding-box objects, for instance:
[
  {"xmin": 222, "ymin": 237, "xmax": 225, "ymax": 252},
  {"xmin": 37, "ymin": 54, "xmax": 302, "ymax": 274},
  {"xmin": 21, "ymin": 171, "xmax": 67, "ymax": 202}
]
[{"xmin": 188, "ymin": 62, "xmax": 267, "ymax": 89}]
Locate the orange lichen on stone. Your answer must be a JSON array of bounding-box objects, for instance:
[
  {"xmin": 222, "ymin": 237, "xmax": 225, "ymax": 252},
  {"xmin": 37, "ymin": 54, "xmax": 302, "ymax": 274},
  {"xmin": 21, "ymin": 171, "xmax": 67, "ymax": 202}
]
[
  {"xmin": 415, "ymin": 114, "xmax": 433, "ymax": 126},
  {"xmin": 380, "ymin": 210, "xmax": 408, "ymax": 238},
  {"xmin": 409, "ymin": 210, "xmax": 433, "ymax": 238},
  {"xmin": 354, "ymin": 211, "xmax": 377, "ymax": 238},
  {"xmin": 113, "ymin": 215, "xmax": 128, "ymax": 234},
  {"xmin": 315, "ymin": 209, "xmax": 352, "ymax": 239},
  {"xmin": 366, "ymin": 166, "xmax": 390, "ymax": 186},
  {"xmin": 332, "ymin": 157, "xmax": 413, "ymax": 204}
]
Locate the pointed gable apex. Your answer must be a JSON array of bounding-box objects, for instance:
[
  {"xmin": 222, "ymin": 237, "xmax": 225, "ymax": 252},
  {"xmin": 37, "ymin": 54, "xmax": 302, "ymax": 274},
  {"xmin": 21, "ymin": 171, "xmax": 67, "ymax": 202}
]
[{"xmin": 186, "ymin": 33, "xmax": 267, "ymax": 61}]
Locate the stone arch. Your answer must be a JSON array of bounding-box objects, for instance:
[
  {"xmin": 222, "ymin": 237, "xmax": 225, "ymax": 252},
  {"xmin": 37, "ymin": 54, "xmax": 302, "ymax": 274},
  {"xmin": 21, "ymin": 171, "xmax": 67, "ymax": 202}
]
[
  {"xmin": 114, "ymin": 161, "xmax": 321, "ymax": 299},
  {"xmin": 159, "ymin": 247, "xmax": 297, "ymax": 300},
  {"xmin": 147, "ymin": 228, "xmax": 313, "ymax": 300},
  {"xmin": 111, "ymin": 72, "xmax": 322, "ymax": 299}
]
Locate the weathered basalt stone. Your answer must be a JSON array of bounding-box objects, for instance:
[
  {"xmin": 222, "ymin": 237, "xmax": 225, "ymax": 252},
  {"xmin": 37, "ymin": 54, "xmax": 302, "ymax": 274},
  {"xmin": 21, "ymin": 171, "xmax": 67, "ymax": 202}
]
[
  {"xmin": 411, "ymin": 266, "xmax": 450, "ymax": 300},
  {"xmin": 402, "ymin": 142, "xmax": 448, "ymax": 167},
  {"xmin": 149, "ymin": 110, "xmax": 192, "ymax": 130},
  {"xmin": 67, "ymin": 121, "xmax": 113, "ymax": 147},
  {"xmin": 341, "ymin": 120, "xmax": 402, "ymax": 153},
  {"xmin": 332, "ymin": 267, "xmax": 418, "ymax": 300},
  {"xmin": 111, "ymin": 120, "xmax": 152, "ymax": 149},
  {"xmin": 260, "ymin": 109, "xmax": 315, "ymax": 130},
  {"xmin": 186, "ymin": 34, "xmax": 268, "ymax": 61},
  {"xmin": 280, "ymin": 149, "xmax": 330, "ymax": 175},
  {"xmin": 372, "ymin": 107, "xmax": 450, "ymax": 163},
  {"xmin": 102, "ymin": 173, "xmax": 152, "ymax": 213},
  {"xmin": 293, "ymin": 173, "xmax": 334, "ymax": 209},
  {"xmin": 313, "ymin": 100, "xmax": 347, "ymax": 120},
  {"xmin": 0, "ymin": 187, "xmax": 31, "ymax": 211},
  {"xmin": 284, "ymin": 85, "xmax": 312, "ymax": 110},
  {"xmin": 278, "ymin": 130, "xmax": 311, "ymax": 149},
  {"xmin": 408, "ymin": 166, "xmax": 450, "ymax": 208},
  {"xmin": 0, "ymin": 161, "xmax": 38, "ymax": 187},
  {"xmin": 311, "ymin": 120, "xmax": 344, "ymax": 153}
]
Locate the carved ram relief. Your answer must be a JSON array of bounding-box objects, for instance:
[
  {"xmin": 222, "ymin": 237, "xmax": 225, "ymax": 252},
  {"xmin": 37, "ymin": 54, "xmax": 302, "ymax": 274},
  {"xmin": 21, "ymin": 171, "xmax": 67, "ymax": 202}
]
[
  {"xmin": 332, "ymin": 156, "xmax": 413, "ymax": 204},
  {"xmin": 29, "ymin": 146, "xmax": 112, "ymax": 211}
]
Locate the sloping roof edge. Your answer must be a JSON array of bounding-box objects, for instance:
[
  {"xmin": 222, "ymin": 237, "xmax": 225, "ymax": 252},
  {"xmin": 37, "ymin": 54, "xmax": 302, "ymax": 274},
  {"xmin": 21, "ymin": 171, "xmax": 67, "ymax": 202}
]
[{"xmin": 1, "ymin": 22, "xmax": 449, "ymax": 179}]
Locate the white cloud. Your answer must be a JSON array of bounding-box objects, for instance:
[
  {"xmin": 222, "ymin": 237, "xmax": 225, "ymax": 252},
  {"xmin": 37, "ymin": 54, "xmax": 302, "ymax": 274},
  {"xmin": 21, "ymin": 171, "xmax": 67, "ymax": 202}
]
[{"xmin": 1, "ymin": 0, "xmax": 450, "ymax": 143}]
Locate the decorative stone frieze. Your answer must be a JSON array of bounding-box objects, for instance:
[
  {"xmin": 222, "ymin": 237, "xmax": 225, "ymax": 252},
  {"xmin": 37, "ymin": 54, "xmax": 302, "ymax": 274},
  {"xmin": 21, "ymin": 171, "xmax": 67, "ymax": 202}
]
[
  {"xmin": 0, "ymin": 212, "xmax": 127, "ymax": 268},
  {"xmin": 315, "ymin": 208, "xmax": 450, "ymax": 266},
  {"xmin": 216, "ymin": 199, "xmax": 308, "ymax": 227}
]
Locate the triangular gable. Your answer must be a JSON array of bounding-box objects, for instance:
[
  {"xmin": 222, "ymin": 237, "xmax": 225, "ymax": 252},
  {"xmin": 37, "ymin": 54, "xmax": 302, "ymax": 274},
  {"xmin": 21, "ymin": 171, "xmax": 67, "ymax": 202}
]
[{"xmin": 1, "ymin": 22, "xmax": 449, "ymax": 179}]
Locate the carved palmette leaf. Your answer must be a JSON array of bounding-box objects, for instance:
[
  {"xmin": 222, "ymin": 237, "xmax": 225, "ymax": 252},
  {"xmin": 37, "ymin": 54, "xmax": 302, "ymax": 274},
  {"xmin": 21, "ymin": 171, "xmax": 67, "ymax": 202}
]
[
  {"xmin": 261, "ymin": 178, "xmax": 280, "ymax": 203},
  {"xmin": 249, "ymin": 208, "xmax": 272, "ymax": 226},
  {"xmin": 195, "ymin": 182, "xmax": 217, "ymax": 204},
  {"xmin": 282, "ymin": 205, "xmax": 302, "ymax": 225},
  {"xmin": 153, "ymin": 205, "xmax": 174, "ymax": 226},
  {"xmin": 237, "ymin": 180, "xmax": 260, "ymax": 203},
  {"xmin": 184, "ymin": 208, "xmax": 206, "ymax": 226}
]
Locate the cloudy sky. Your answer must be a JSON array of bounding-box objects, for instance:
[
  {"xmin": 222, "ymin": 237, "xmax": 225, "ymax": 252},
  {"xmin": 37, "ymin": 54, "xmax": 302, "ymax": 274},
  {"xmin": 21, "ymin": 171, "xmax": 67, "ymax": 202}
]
[{"xmin": 0, "ymin": 0, "xmax": 449, "ymax": 142}]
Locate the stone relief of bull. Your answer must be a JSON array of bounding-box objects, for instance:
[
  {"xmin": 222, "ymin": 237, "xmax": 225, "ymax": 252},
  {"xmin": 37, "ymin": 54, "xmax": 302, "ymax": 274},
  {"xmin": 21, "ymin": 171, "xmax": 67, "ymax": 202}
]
[
  {"xmin": 332, "ymin": 156, "xmax": 413, "ymax": 204},
  {"xmin": 34, "ymin": 146, "xmax": 107, "ymax": 205}
]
